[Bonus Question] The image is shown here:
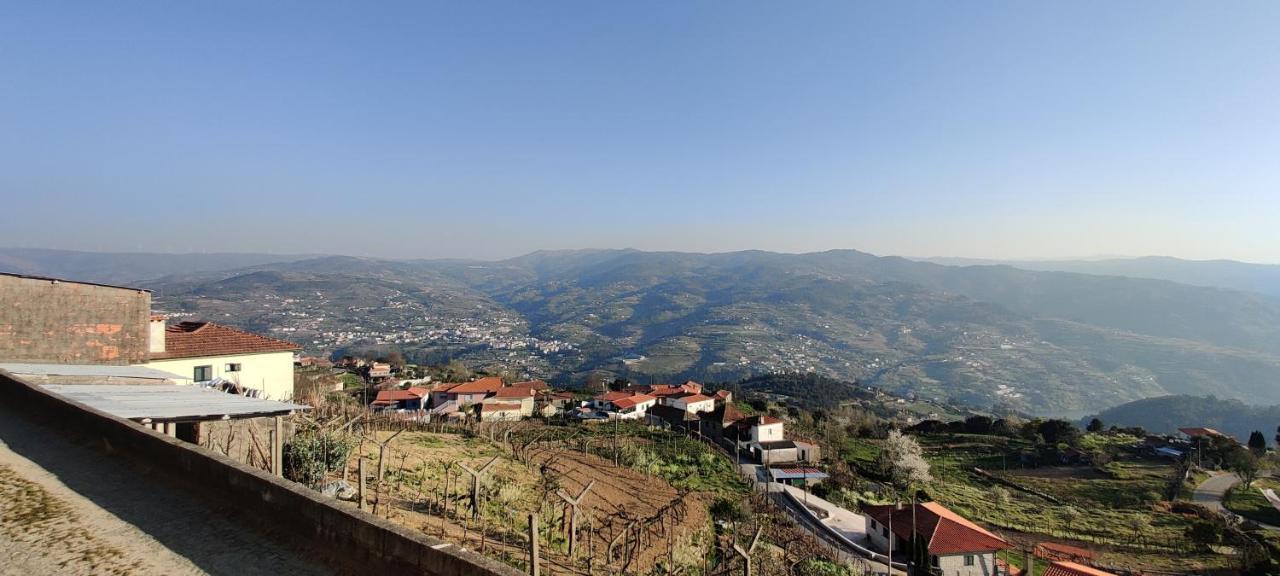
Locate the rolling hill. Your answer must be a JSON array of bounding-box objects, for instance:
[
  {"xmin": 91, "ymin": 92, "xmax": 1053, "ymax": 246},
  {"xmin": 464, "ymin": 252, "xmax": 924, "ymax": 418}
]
[{"xmin": 8, "ymin": 247, "xmax": 1280, "ymax": 415}]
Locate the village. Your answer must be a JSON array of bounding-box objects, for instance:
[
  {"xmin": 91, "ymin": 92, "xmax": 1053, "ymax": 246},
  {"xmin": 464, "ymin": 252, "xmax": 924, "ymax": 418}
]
[{"xmin": 2, "ymin": 271, "xmax": 1279, "ymax": 576}]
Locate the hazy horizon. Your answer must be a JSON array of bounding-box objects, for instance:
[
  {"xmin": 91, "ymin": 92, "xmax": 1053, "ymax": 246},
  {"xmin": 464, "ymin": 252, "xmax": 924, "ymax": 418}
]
[
  {"xmin": 4, "ymin": 244, "xmax": 1280, "ymax": 267},
  {"xmin": 3, "ymin": 2, "xmax": 1279, "ymax": 262}
]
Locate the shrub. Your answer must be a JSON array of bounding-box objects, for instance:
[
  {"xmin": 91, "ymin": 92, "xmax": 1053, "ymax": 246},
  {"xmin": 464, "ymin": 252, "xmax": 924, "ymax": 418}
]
[{"xmin": 283, "ymin": 428, "xmax": 356, "ymax": 488}]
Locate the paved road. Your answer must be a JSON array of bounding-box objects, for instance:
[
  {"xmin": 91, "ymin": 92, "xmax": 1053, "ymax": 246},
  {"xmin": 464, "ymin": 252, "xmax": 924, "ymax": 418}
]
[
  {"xmin": 0, "ymin": 401, "xmax": 336, "ymax": 576},
  {"xmin": 1192, "ymin": 471, "xmax": 1280, "ymax": 530},
  {"xmin": 1192, "ymin": 472, "xmax": 1239, "ymax": 513}
]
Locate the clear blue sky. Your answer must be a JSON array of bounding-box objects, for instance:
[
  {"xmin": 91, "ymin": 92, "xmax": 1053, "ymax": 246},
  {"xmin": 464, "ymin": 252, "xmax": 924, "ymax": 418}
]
[{"xmin": 2, "ymin": 2, "xmax": 1279, "ymax": 261}]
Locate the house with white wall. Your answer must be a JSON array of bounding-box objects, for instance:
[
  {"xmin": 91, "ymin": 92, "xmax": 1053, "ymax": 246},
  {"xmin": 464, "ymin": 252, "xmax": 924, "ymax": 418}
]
[
  {"xmin": 664, "ymin": 393, "xmax": 715, "ymax": 414},
  {"xmin": 140, "ymin": 319, "xmax": 300, "ymax": 401},
  {"xmin": 863, "ymin": 501, "xmax": 1008, "ymax": 576}
]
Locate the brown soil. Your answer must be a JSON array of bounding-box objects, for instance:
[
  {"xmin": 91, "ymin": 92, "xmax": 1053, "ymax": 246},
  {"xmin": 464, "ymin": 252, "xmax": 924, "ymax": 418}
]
[{"xmin": 351, "ymin": 430, "xmax": 710, "ymax": 575}]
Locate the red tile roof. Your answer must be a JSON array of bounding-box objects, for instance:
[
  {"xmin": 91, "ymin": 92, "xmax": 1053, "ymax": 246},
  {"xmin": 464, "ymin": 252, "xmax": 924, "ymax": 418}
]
[
  {"xmin": 863, "ymin": 502, "xmax": 1008, "ymax": 555},
  {"xmin": 611, "ymin": 394, "xmax": 656, "ymax": 410},
  {"xmin": 1178, "ymin": 427, "xmax": 1226, "ymax": 438},
  {"xmin": 509, "ymin": 380, "xmax": 550, "ymax": 391},
  {"xmin": 152, "ymin": 321, "xmax": 300, "ymax": 360},
  {"xmin": 495, "ymin": 386, "xmax": 537, "ymax": 399},
  {"xmin": 674, "ymin": 393, "xmax": 713, "ymax": 404},
  {"xmin": 713, "ymin": 390, "xmax": 732, "ymax": 399},
  {"xmin": 1043, "ymin": 561, "xmax": 1117, "ymax": 576},
  {"xmin": 373, "ymin": 386, "xmax": 427, "ymax": 404},
  {"xmin": 445, "ymin": 376, "xmax": 504, "ymax": 394},
  {"xmin": 480, "ymin": 402, "xmax": 522, "ymax": 412}
]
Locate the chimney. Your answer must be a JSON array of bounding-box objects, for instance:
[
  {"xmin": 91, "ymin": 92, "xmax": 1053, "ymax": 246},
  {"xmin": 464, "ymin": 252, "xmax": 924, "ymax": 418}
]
[{"xmin": 149, "ymin": 315, "xmax": 166, "ymax": 354}]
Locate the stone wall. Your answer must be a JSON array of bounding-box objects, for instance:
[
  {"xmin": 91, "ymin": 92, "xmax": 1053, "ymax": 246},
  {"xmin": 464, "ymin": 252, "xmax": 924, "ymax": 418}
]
[{"xmin": 0, "ymin": 274, "xmax": 151, "ymax": 364}]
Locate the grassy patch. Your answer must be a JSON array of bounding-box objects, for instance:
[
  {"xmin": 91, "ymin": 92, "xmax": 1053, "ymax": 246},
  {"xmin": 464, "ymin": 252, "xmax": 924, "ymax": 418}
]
[{"xmin": 1224, "ymin": 477, "xmax": 1280, "ymax": 526}]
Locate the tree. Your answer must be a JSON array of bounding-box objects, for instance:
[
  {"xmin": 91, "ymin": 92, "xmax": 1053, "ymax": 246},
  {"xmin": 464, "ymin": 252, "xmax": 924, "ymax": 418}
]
[
  {"xmin": 880, "ymin": 430, "xmax": 933, "ymax": 488},
  {"xmin": 1249, "ymin": 430, "xmax": 1268, "ymax": 456},
  {"xmin": 1087, "ymin": 418, "xmax": 1104, "ymax": 433},
  {"xmin": 1037, "ymin": 419, "xmax": 1083, "ymax": 447},
  {"xmin": 1227, "ymin": 447, "xmax": 1261, "ymax": 488}
]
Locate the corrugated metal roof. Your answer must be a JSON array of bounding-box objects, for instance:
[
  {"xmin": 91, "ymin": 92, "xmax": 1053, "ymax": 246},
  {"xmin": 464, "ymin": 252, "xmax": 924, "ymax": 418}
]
[
  {"xmin": 42, "ymin": 384, "xmax": 310, "ymax": 421},
  {"xmin": 0, "ymin": 363, "xmax": 186, "ymax": 380}
]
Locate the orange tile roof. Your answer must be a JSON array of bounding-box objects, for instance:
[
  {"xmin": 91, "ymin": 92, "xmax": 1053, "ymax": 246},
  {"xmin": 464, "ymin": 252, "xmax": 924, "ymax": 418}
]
[
  {"xmin": 1178, "ymin": 427, "xmax": 1226, "ymax": 438},
  {"xmin": 445, "ymin": 376, "xmax": 504, "ymax": 394},
  {"xmin": 1043, "ymin": 561, "xmax": 1117, "ymax": 576},
  {"xmin": 372, "ymin": 389, "xmax": 427, "ymax": 404},
  {"xmin": 863, "ymin": 501, "xmax": 1008, "ymax": 555},
  {"xmin": 509, "ymin": 380, "xmax": 550, "ymax": 391},
  {"xmin": 152, "ymin": 321, "xmax": 300, "ymax": 360},
  {"xmin": 611, "ymin": 394, "xmax": 656, "ymax": 410},
  {"xmin": 481, "ymin": 402, "xmax": 523, "ymax": 412},
  {"xmin": 495, "ymin": 386, "xmax": 537, "ymax": 398},
  {"xmin": 674, "ymin": 393, "xmax": 713, "ymax": 404}
]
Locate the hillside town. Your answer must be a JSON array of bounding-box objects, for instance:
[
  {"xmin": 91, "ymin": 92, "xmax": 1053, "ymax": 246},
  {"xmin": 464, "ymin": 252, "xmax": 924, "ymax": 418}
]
[{"xmin": 2, "ymin": 271, "xmax": 1280, "ymax": 576}]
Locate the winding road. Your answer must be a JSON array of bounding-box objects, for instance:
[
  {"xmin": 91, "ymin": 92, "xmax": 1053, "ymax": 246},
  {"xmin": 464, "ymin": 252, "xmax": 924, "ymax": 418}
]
[{"xmin": 1192, "ymin": 472, "xmax": 1280, "ymax": 530}]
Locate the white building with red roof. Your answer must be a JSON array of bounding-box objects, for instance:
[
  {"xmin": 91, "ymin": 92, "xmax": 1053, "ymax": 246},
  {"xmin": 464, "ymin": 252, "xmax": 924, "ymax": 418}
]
[
  {"xmin": 863, "ymin": 501, "xmax": 1008, "ymax": 576},
  {"xmin": 485, "ymin": 385, "xmax": 537, "ymax": 417},
  {"xmin": 141, "ymin": 320, "xmax": 300, "ymax": 401},
  {"xmin": 664, "ymin": 392, "xmax": 715, "ymax": 414}
]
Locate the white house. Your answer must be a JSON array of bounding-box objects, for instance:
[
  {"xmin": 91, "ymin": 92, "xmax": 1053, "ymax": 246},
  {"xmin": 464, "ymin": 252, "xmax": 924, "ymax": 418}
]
[
  {"xmin": 140, "ymin": 319, "xmax": 300, "ymax": 401},
  {"xmin": 863, "ymin": 502, "xmax": 1008, "ymax": 576},
  {"xmin": 479, "ymin": 402, "xmax": 524, "ymax": 422},
  {"xmin": 665, "ymin": 393, "xmax": 715, "ymax": 414},
  {"xmin": 746, "ymin": 415, "xmax": 784, "ymax": 443},
  {"xmin": 608, "ymin": 394, "xmax": 657, "ymax": 420},
  {"xmin": 486, "ymin": 386, "xmax": 537, "ymax": 418}
]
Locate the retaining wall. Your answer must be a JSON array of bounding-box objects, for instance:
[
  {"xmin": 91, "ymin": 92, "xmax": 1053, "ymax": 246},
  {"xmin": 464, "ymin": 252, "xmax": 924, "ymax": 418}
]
[{"xmin": 0, "ymin": 370, "xmax": 523, "ymax": 576}]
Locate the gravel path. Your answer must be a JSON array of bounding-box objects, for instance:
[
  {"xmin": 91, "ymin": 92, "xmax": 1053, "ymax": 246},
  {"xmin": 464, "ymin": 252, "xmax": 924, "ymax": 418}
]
[{"xmin": 0, "ymin": 402, "xmax": 335, "ymax": 576}]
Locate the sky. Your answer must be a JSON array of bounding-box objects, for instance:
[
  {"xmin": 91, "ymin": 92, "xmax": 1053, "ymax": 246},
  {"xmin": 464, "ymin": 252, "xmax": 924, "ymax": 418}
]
[{"xmin": 2, "ymin": 2, "xmax": 1279, "ymax": 262}]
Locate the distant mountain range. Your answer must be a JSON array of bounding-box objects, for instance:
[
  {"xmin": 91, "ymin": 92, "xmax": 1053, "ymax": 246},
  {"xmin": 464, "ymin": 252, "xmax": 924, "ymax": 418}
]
[
  {"xmin": 1088, "ymin": 395, "xmax": 1280, "ymax": 442},
  {"xmin": 7, "ymin": 247, "xmax": 1280, "ymax": 415},
  {"xmin": 921, "ymin": 255, "xmax": 1280, "ymax": 299}
]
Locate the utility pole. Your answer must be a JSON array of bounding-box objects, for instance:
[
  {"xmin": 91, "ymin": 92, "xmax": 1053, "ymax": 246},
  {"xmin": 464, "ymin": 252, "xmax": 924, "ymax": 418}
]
[{"xmin": 886, "ymin": 507, "xmax": 893, "ymax": 576}]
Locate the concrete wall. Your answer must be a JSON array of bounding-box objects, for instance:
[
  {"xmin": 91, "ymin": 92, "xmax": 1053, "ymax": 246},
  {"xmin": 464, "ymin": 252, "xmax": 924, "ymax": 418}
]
[
  {"xmin": 0, "ymin": 274, "xmax": 150, "ymax": 364},
  {"xmin": 0, "ymin": 371, "xmax": 523, "ymax": 576},
  {"xmin": 751, "ymin": 422, "xmax": 783, "ymax": 443},
  {"xmin": 935, "ymin": 551, "xmax": 997, "ymax": 576},
  {"xmin": 145, "ymin": 351, "xmax": 295, "ymax": 400}
]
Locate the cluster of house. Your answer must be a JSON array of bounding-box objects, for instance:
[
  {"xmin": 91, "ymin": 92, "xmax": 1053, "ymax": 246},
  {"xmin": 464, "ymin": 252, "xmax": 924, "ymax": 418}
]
[
  {"xmin": 370, "ymin": 376, "xmax": 574, "ymax": 422},
  {"xmin": 577, "ymin": 381, "xmax": 822, "ymax": 468}
]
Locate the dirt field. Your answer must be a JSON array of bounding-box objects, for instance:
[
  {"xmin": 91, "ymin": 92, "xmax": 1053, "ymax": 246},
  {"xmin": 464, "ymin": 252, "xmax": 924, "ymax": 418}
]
[{"xmin": 350, "ymin": 429, "xmax": 711, "ymax": 575}]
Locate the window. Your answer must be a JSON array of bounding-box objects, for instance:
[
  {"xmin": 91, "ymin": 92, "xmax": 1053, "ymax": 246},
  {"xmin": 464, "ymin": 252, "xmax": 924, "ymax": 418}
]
[
  {"xmin": 225, "ymin": 363, "xmax": 242, "ymax": 372},
  {"xmin": 881, "ymin": 527, "xmax": 888, "ymax": 538},
  {"xmin": 193, "ymin": 365, "xmax": 213, "ymax": 381},
  {"xmin": 964, "ymin": 555, "xmax": 975, "ymax": 566}
]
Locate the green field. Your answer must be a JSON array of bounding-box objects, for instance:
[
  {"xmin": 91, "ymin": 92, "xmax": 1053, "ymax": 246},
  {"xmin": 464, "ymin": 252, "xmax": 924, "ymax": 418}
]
[{"xmin": 840, "ymin": 432, "xmax": 1234, "ymax": 572}]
